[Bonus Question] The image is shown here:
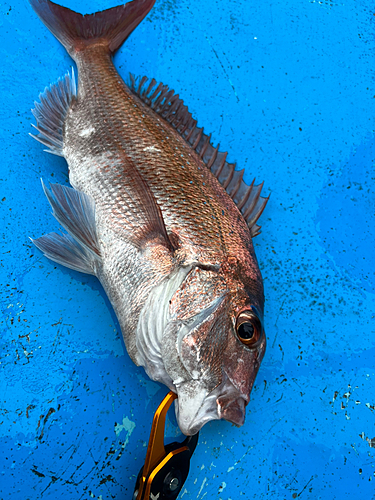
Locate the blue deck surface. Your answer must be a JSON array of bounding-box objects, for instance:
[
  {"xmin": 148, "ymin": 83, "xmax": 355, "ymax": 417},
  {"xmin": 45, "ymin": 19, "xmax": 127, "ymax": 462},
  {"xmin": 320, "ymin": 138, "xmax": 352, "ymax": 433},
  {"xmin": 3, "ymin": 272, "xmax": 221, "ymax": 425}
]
[{"xmin": 1, "ymin": 0, "xmax": 374, "ymax": 498}]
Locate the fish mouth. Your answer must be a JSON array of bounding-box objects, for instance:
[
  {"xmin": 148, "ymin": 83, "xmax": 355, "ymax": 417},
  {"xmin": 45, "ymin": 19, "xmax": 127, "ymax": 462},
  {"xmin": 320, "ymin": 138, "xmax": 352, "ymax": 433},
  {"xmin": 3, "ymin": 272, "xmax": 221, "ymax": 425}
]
[
  {"xmin": 218, "ymin": 397, "xmax": 246, "ymax": 427},
  {"xmin": 174, "ymin": 378, "xmax": 248, "ymax": 435},
  {"xmin": 174, "ymin": 381, "xmax": 220, "ymax": 435}
]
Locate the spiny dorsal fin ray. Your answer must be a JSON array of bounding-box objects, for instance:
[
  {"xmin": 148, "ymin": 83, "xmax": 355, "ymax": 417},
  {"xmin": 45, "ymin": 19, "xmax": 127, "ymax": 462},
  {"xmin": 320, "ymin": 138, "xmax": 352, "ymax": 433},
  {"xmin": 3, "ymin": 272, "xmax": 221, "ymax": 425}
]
[
  {"xmin": 129, "ymin": 74, "xmax": 269, "ymax": 236},
  {"xmin": 30, "ymin": 69, "xmax": 77, "ymax": 156}
]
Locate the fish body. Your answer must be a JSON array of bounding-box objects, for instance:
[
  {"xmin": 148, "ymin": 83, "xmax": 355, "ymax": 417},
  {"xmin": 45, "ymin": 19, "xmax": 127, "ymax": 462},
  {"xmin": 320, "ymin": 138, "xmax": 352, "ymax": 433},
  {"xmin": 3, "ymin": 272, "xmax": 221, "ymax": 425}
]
[{"xmin": 30, "ymin": 0, "xmax": 268, "ymax": 435}]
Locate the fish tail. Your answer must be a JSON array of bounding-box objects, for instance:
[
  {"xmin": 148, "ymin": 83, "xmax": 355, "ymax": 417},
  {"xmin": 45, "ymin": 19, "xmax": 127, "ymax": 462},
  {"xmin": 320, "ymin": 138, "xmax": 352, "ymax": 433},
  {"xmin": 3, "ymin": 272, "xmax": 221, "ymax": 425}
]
[{"xmin": 29, "ymin": 0, "xmax": 156, "ymax": 57}]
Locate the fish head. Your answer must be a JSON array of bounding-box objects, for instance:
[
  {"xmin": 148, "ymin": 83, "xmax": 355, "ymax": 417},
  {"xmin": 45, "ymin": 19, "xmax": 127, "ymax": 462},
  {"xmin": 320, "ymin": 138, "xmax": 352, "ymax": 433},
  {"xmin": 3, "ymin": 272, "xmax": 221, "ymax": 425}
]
[{"xmin": 163, "ymin": 262, "xmax": 266, "ymax": 435}]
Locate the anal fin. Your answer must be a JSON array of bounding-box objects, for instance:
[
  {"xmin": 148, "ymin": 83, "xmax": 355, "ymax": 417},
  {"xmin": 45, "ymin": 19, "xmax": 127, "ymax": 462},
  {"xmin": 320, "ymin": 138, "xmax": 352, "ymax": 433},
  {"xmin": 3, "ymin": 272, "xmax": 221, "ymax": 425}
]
[{"xmin": 30, "ymin": 70, "xmax": 77, "ymax": 156}]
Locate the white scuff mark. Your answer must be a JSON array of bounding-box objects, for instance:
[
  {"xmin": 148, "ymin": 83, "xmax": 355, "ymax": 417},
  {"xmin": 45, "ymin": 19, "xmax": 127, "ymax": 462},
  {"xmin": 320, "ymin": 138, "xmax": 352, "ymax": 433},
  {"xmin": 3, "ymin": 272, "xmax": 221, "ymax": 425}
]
[
  {"xmin": 361, "ymin": 432, "xmax": 375, "ymax": 448},
  {"xmin": 218, "ymin": 482, "xmax": 227, "ymax": 492},
  {"xmin": 115, "ymin": 416, "xmax": 135, "ymax": 437},
  {"xmin": 225, "ymin": 439, "xmax": 259, "ymax": 474},
  {"xmin": 79, "ymin": 126, "xmax": 95, "ymax": 138},
  {"xmin": 180, "ymin": 488, "xmax": 189, "ymax": 497},
  {"xmin": 114, "ymin": 416, "xmax": 136, "ymax": 448},
  {"xmin": 197, "ymin": 477, "xmax": 207, "ymax": 497},
  {"xmin": 143, "ymin": 145, "xmax": 161, "ymax": 152},
  {"xmin": 200, "ymin": 464, "xmax": 205, "ymax": 470}
]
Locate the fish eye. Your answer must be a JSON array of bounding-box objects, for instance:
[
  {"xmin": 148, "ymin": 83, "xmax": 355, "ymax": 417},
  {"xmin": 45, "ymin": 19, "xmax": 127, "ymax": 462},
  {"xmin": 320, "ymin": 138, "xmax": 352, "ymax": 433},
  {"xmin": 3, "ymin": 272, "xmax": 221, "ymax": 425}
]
[{"xmin": 236, "ymin": 311, "xmax": 262, "ymax": 347}]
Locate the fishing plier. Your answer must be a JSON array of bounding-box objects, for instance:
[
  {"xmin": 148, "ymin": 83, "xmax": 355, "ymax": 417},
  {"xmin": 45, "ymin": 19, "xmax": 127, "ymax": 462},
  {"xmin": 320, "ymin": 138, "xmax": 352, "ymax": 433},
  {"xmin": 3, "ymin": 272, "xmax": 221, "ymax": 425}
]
[{"xmin": 133, "ymin": 391, "xmax": 199, "ymax": 499}]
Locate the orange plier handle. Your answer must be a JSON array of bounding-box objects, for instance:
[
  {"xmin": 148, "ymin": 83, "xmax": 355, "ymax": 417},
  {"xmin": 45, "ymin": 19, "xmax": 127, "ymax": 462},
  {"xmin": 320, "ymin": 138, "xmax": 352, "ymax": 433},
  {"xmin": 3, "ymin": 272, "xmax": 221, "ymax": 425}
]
[{"xmin": 133, "ymin": 391, "xmax": 199, "ymax": 500}]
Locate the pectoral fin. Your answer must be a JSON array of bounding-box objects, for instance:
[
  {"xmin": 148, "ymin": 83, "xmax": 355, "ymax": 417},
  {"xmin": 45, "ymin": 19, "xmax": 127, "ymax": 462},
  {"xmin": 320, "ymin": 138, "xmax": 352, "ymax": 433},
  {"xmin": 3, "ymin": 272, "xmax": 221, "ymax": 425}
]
[{"xmin": 108, "ymin": 158, "xmax": 175, "ymax": 252}]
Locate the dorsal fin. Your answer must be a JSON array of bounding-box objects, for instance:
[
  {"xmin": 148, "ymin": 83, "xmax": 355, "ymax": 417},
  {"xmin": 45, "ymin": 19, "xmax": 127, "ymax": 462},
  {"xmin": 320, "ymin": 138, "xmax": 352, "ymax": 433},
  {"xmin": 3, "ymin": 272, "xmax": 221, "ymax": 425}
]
[{"xmin": 129, "ymin": 75, "xmax": 269, "ymax": 237}]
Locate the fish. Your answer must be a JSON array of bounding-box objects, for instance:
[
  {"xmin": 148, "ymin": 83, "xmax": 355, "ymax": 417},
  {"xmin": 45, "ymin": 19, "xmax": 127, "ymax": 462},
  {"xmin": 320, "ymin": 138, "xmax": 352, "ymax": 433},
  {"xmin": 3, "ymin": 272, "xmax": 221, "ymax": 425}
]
[{"xmin": 29, "ymin": 0, "xmax": 269, "ymax": 436}]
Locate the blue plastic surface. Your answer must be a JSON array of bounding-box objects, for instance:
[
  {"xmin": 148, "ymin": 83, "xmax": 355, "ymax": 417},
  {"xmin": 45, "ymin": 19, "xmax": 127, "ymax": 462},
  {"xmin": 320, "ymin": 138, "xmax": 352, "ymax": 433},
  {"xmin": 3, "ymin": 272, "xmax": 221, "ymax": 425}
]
[{"xmin": 1, "ymin": 0, "xmax": 374, "ymax": 498}]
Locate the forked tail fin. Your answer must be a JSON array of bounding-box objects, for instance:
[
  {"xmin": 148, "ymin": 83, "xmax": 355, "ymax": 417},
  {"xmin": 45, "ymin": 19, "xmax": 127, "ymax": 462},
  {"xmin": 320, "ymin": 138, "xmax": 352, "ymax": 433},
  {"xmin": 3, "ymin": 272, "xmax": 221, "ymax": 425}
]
[{"xmin": 29, "ymin": 0, "xmax": 156, "ymax": 57}]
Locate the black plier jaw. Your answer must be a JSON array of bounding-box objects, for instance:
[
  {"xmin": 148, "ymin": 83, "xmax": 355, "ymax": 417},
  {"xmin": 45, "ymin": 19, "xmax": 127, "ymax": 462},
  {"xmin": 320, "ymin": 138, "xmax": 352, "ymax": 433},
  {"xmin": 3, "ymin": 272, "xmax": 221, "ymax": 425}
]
[{"xmin": 133, "ymin": 391, "xmax": 199, "ymax": 500}]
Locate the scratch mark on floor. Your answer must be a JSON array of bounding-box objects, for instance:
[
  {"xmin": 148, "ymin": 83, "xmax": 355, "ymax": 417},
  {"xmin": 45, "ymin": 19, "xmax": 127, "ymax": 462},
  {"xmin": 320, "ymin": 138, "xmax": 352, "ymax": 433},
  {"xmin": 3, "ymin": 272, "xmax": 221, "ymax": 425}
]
[
  {"xmin": 197, "ymin": 477, "xmax": 207, "ymax": 497},
  {"xmin": 227, "ymin": 416, "xmax": 284, "ymax": 473},
  {"xmin": 204, "ymin": 35, "xmax": 239, "ymax": 103},
  {"xmin": 296, "ymin": 475, "xmax": 314, "ymax": 497}
]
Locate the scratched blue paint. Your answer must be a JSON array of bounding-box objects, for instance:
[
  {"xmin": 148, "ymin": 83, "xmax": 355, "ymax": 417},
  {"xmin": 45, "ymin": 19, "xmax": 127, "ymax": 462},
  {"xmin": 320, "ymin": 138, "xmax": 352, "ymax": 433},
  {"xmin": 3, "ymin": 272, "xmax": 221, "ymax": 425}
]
[{"xmin": 1, "ymin": 0, "xmax": 374, "ymax": 498}]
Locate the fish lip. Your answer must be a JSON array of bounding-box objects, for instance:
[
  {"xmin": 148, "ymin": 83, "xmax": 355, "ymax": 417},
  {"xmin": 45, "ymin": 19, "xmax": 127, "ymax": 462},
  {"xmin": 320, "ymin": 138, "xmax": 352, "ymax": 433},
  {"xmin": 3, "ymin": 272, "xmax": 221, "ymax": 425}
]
[
  {"xmin": 177, "ymin": 394, "xmax": 247, "ymax": 435},
  {"xmin": 174, "ymin": 377, "xmax": 249, "ymax": 435},
  {"xmin": 181, "ymin": 413, "xmax": 218, "ymax": 436},
  {"xmin": 174, "ymin": 383, "xmax": 221, "ymax": 435},
  {"xmin": 217, "ymin": 396, "xmax": 247, "ymax": 427}
]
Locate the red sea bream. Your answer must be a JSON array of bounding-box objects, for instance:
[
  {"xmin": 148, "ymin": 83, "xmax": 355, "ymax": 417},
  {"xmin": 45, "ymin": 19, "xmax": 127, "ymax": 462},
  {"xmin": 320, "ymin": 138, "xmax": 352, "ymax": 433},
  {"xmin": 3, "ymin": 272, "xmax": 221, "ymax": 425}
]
[{"xmin": 30, "ymin": 0, "xmax": 269, "ymax": 435}]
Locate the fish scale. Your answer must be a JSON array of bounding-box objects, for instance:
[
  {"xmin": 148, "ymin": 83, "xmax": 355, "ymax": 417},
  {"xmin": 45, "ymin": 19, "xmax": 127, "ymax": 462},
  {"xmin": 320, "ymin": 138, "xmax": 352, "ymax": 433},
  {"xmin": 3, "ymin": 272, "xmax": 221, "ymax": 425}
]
[
  {"xmin": 29, "ymin": 0, "xmax": 268, "ymax": 436},
  {"xmin": 70, "ymin": 48, "xmax": 246, "ymax": 264}
]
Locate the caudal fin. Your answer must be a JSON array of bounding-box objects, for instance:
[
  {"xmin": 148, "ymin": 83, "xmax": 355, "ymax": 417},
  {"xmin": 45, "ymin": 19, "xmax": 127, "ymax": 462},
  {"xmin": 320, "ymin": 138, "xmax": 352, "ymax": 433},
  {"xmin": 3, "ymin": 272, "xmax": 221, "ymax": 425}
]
[{"xmin": 29, "ymin": 0, "xmax": 156, "ymax": 57}]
